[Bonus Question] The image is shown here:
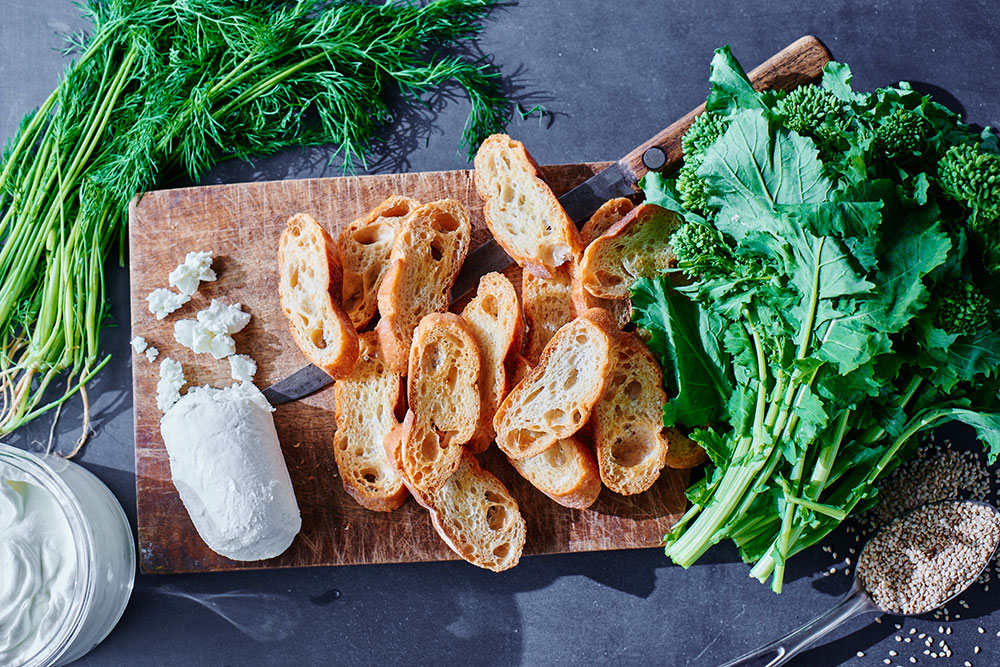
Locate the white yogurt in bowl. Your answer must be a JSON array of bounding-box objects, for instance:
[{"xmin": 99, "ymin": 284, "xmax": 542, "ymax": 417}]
[{"xmin": 0, "ymin": 445, "xmax": 135, "ymax": 666}]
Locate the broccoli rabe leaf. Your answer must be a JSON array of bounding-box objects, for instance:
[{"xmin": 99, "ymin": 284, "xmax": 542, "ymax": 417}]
[
  {"xmin": 631, "ymin": 276, "xmax": 733, "ymax": 429},
  {"xmin": 699, "ymin": 110, "xmax": 832, "ymax": 234},
  {"xmin": 705, "ymin": 46, "xmax": 764, "ymax": 114}
]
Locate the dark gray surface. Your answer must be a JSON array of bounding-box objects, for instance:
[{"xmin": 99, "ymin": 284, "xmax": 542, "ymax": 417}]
[{"xmin": 2, "ymin": 1, "xmax": 999, "ymax": 665}]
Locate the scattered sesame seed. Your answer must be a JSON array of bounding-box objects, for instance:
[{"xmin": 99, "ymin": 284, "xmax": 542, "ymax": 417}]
[
  {"xmin": 890, "ymin": 650, "xmax": 898, "ymax": 656},
  {"xmin": 979, "ymin": 626, "xmax": 986, "ymax": 633},
  {"xmin": 896, "ymin": 636, "xmax": 902, "ymax": 642},
  {"xmin": 975, "ymin": 646, "xmax": 981, "ymax": 654},
  {"xmin": 858, "ymin": 652, "xmax": 865, "ymax": 658},
  {"xmin": 910, "ymin": 658, "xmax": 917, "ymax": 664}
]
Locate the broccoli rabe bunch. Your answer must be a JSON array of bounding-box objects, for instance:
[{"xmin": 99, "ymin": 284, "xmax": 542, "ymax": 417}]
[{"xmin": 636, "ymin": 46, "xmax": 1000, "ymax": 593}]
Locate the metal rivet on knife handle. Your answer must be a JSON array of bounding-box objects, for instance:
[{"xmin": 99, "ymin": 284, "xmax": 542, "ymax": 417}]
[{"xmin": 642, "ymin": 147, "xmax": 667, "ymax": 171}]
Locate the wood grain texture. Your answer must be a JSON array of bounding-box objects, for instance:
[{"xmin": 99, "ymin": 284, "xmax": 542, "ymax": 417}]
[{"xmin": 130, "ymin": 163, "xmax": 689, "ymax": 574}]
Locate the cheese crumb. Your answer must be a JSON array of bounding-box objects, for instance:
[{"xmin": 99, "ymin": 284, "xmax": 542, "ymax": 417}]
[
  {"xmin": 197, "ymin": 299, "xmax": 251, "ymax": 335},
  {"xmin": 147, "ymin": 288, "xmax": 190, "ymax": 319},
  {"xmin": 145, "ymin": 346, "xmax": 159, "ymax": 362},
  {"xmin": 131, "ymin": 336, "xmax": 148, "ymax": 354},
  {"xmin": 168, "ymin": 251, "xmax": 216, "ymax": 296},
  {"xmin": 229, "ymin": 354, "xmax": 257, "ymax": 383},
  {"xmin": 156, "ymin": 358, "xmax": 186, "ymax": 412}
]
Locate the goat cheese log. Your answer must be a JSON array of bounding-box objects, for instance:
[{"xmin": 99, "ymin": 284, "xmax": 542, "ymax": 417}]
[{"xmin": 160, "ymin": 382, "xmax": 301, "ymax": 561}]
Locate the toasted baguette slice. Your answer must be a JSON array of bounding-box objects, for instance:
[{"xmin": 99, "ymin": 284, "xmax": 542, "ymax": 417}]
[
  {"xmin": 398, "ymin": 313, "xmax": 481, "ymax": 491},
  {"xmin": 508, "ymin": 436, "xmax": 601, "ymax": 509},
  {"xmin": 426, "ymin": 451, "xmax": 526, "ymax": 572},
  {"xmin": 663, "ymin": 427, "xmax": 709, "ymax": 469},
  {"xmin": 474, "ymin": 134, "xmax": 582, "ymax": 277},
  {"xmin": 580, "ymin": 197, "xmax": 635, "ymax": 245},
  {"xmin": 384, "ymin": 430, "xmax": 526, "ymax": 571},
  {"xmin": 494, "ymin": 308, "xmax": 619, "ymax": 459},
  {"xmin": 278, "ymin": 213, "xmax": 359, "ymax": 378},
  {"xmin": 460, "ymin": 273, "xmax": 524, "ymax": 453},
  {"xmin": 522, "ymin": 266, "xmax": 574, "ymax": 364},
  {"xmin": 333, "ymin": 332, "xmax": 407, "ymax": 512},
  {"xmin": 376, "ymin": 199, "xmax": 471, "ymax": 374},
  {"xmin": 592, "ymin": 333, "xmax": 670, "ymax": 495},
  {"xmin": 578, "ymin": 204, "xmax": 683, "ymax": 299},
  {"xmin": 338, "ymin": 196, "xmax": 420, "ymax": 330}
]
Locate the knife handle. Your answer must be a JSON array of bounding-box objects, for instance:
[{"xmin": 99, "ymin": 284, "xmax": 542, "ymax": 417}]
[{"xmin": 617, "ymin": 35, "xmax": 833, "ymax": 186}]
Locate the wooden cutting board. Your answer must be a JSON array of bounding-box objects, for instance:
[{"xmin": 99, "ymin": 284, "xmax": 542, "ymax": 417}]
[{"xmin": 129, "ymin": 163, "xmax": 690, "ymax": 574}]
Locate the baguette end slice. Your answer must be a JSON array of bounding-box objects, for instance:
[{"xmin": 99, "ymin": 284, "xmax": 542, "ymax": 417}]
[{"xmin": 278, "ymin": 213, "xmax": 359, "ymax": 379}]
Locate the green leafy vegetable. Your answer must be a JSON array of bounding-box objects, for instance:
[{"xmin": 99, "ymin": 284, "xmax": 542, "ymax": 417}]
[
  {"xmin": 0, "ymin": 0, "xmax": 513, "ymax": 440},
  {"xmin": 634, "ymin": 47, "xmax": 1000, "ymax": 592}
]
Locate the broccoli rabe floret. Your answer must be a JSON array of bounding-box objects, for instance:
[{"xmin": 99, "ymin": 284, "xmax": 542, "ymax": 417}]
[
  {"xmin": 682, "ymin": 112, "xmax": 730, "ymax": 158},
  {"xmin": 875, "ymin": 107, "xmax": 931, "ymax": 157},
  {"xmin": 775, "ymin": 85, "xmax": 846, "ymax": 147},
  {"xmin": 933, "ymin": 282, "xmax": 992, "ymax": 336},
  {"xmin": 670, "ymin": 221, "xmax": 731, "ymax": 276},
  {"xmin": 937, "ymin": 144, "xmax": 1000, "ymax": 232},
  {"xmin": 676, "ymin": 161, "xmax": 711, "ymax": 215}
]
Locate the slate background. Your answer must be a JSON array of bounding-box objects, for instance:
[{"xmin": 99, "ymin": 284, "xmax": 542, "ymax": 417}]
[{"xmin": 2, "ymin": 1, "xmax": 999, "ymax": 665}]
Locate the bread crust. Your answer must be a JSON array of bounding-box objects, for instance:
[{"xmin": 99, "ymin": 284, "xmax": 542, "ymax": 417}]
[
  {"xmin": 592, "ymin": 332, "xmax": 670, "ymax": 495},
  {"xmin": 278, "ymin": 213, "xmax": 359, "ymax": 379},
  {"xmin": 508, "ymin": 436, "xmax": 601, "ymax": 510},
  {"xmin": 333, "ymin": 332, "xmax": 408, "ymax": 512},
  {"xmin": 580, "ymin": 197, "xmax": 635, "ymax": 245},
  {"xmin": 338, "ymin": 195, "xmax": 420, "ymax": 330},
  {"xmin": 376, "ymin": 199, "xmax": 471, "ymax": 374},
  {"xmin": 578, "ymin": 203, "xmax": 683, "ymax": 299},
  {"xmin": 493, "ymin": 307, "xmax": 620, "ymax": 460},
  {"xmin": 460, "ymin": 272, "xmax": 524, "ymax": 453},
  {"xmin": 474, "ymin": 134, "xmax": 583, "ymax": 277}
]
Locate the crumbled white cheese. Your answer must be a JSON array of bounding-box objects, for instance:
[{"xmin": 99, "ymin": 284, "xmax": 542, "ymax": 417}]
[
  {"xmin": 145, "ymin": 346, "xmax": 159, "ymax": 363},
  {"xmin": 147, "ymin": 288, "xmax": 190, "ymax": 320},
  {"xmin": 156, "ymin": 358, "xmax": 186, "ymax": 413},
  {"xmin": 173, "ymin": 301, "xmax": 250, "ymax": 360},
  {"xmin": 228, "ymin": 354, "xmax": 257, "ymax": 383},
  {"xmin": 168, "ymin": 251, "xmax": 217, "ymax": 296},
  {"xmin": 174, "ymin": 319, "xmax": 236, "ymax": 360},
  {"xmin": 131, "ymin": 336, "xmax": 148, "ymax": 354},
  {"xmin": 197, "ymin": 300, "xmax": 251, "ymax": 335}
]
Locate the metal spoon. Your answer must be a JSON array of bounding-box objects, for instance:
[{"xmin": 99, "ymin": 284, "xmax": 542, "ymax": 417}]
[{"xmin": 719, "ymin": 500, "xmax": 1000, "ymax": 667}]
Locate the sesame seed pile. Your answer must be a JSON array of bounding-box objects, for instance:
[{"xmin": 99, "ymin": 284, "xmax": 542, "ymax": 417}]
[
  {"xmin": 816, "ymin": 434, "xmax": 1000, "ymax": 664},
  {"xmin": 856, "ymin": 500, "xmax": 1000, "ymax": 615}
]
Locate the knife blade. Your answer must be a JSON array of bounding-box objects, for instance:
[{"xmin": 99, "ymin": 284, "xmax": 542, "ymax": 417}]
[
  {"xmin": 262, "ymin": 362, "xmax": 333, "ymax": 405},
  {"xmin": 263, "ymin": 35, "xmax": 833, "ymax": 405}
]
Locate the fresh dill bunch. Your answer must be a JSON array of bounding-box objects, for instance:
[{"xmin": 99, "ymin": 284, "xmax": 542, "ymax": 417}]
[{"xmin": 0, "ymin": 0, "xmax": 515, "ymax": 441}]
